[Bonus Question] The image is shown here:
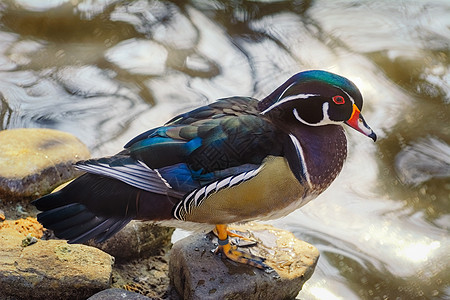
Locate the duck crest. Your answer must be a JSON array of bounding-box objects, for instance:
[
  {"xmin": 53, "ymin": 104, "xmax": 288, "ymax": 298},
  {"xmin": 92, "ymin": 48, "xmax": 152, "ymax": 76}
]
[{"xmin": 289, "ymin": 123, "xmax": 347, "ymax": 194}]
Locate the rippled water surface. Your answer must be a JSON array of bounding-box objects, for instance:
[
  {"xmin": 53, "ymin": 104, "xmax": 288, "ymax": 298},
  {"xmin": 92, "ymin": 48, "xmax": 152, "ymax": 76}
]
[{"xmin": 1, "ymin": 1, "xmax": 449, "ymax": 299}]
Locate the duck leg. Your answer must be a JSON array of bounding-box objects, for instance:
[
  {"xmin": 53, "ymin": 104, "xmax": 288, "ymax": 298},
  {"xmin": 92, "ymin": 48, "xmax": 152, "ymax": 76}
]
[
  {"xmin": 212, "ymin": 225, "xmax": 257, "ymax": 245},
  {"xmin": 214, "ymin": 224, "xmax": 269, "ymax": 270}
]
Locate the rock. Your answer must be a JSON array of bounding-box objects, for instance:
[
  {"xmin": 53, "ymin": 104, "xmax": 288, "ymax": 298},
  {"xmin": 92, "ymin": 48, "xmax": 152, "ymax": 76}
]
[
  {"xmin": 86, "ymin": 221, "xmax": 174, "ymax": 261},
  {"xmin": 169, "ymin": 223, "xmax": 319, "ymax": 300},
  {"xmin": 87, "ymin": 288, "xmax": 155, "ymax": 300},
  {"xmin": 0, "ymin": 227, "xmax": 114, "ymax": 300},
  {"xmin": 0, "ymin": 216, "xmax": 44, "ymax": 238},
  {"xmin": 0, "ymin": 128, "xmax": 90, "ymax": 199},
  {"xmin": 111, "ymin": 253, "xmax": 172, "ymax": 299}
]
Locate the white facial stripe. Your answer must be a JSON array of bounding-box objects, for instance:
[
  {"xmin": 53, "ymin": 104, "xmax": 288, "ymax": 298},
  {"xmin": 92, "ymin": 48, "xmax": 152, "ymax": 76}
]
[
  {"xmin": 261, "ymin": 93, "xmax": 319, "ymax": 114},
  {"xmin": 321, "ymin": 102, "xmax": 342, "ymax": 125},
  {"xmin": 292, "ymin": 108, "xmax": 311, "ymax": 125},
  {"xmin": 293, "ymin": 108, "xmax": 321, "ymax": 126},
  {"xmin": 278, "ymin": 81, "xmax": 297, "ymax": 100},
  {"xmin": 288, "ymin": 133, "xmax": 312, "ymax": 188},
  {"xmin": 293, "ymin": 103, "xmax": 341, "ymax": 127}
]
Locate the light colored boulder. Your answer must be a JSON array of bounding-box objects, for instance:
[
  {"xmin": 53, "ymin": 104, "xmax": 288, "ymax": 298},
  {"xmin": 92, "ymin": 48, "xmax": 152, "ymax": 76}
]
[
  {"xmin": 0, "ymin": 227, "xmax": 114, "ymax": 299},
  {"xmin": 0, "ymin": 128, "xmax": 90, "ymax": 199}
]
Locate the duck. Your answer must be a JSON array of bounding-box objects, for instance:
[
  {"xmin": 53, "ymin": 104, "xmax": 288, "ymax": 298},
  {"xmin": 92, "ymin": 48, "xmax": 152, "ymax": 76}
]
[{"xmin": 33, "ymin": 70, "xmax": 376, "ymax": 270}]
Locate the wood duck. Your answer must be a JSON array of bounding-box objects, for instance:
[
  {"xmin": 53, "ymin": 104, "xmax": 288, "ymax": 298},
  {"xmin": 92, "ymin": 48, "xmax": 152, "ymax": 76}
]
[{"xmin": 34, "ymin": 70, "xmax": 376, "ymax": 270}]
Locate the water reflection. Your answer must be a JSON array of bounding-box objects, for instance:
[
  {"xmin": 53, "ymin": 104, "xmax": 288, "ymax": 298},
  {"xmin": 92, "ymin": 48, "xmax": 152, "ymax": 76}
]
[
  {"xmin": 0, "ymin": 0, "xmax": 448, "ymax": 299},
  {"xmin": 395, "ymin": 137, "xmax": 450, "ymax": 186}
]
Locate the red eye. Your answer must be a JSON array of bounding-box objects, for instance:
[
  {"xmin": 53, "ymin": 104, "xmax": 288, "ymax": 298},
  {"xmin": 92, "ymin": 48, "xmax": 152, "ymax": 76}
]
[{"xmin": 333, "ymin": 95, "xmax": 345, "ymax": 105}]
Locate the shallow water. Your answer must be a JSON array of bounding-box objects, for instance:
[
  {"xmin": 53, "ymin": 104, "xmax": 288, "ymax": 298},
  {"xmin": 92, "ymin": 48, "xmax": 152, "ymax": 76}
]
[{"xmin": 0, "ymin": 0, "xmax": 449, "ymax": 299}]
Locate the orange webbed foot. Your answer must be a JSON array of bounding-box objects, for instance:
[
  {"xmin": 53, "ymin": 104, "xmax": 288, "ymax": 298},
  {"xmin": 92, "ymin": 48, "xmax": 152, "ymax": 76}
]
[{"xmin": 214, "ymin": 224, "xmax": 271, "ymax": 271}]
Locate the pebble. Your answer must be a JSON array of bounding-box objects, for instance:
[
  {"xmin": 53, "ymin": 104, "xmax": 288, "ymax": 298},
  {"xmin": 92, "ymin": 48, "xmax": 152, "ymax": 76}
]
[{"xmin": 87, "ymin": 288, "xmax": 155, "ymax": 300}]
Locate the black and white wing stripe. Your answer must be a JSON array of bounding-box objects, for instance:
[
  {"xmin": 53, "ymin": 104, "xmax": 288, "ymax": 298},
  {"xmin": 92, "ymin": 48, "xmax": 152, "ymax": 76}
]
[{"xmin": 173, "ymin": 167, "xmax": 262, "ymax": 220}]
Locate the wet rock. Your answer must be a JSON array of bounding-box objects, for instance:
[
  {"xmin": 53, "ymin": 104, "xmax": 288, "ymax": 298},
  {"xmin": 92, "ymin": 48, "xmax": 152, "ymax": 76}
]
[
  {"xmin": 169, "ymin": 222, "xmax": 319, "ymax": 300},
  {"xmin": 0, "ymin": 227, "xmax": 114, "ymax": 299},
  {"xmin": 0, "ymin": 128, "xmax": 90, "ymax": 199},
  {"xmin": 86, "ymin": 221, "xmax": 174, "ymax": 261},
  {"xmin": 87, "ymin": 288, "xmax": 154, "ymax": 300}
]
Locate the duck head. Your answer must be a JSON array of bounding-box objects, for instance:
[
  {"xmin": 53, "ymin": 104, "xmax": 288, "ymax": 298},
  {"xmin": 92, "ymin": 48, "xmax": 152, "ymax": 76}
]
[{"xmin": 259, "ymin": 70, "xmax": 377, "ymax": 141}]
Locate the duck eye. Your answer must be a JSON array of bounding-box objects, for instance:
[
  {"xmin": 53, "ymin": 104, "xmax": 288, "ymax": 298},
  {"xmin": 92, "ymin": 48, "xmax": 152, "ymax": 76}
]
[{"xmin": 332, "ymin": 95, "xmax": 345, "ymax": 105}]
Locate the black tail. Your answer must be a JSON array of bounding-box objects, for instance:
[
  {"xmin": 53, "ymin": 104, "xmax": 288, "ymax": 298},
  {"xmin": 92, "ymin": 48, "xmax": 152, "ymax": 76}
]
[{"xmin": 33, "ymin": 173, "xmax": 177, "ymax": 244}]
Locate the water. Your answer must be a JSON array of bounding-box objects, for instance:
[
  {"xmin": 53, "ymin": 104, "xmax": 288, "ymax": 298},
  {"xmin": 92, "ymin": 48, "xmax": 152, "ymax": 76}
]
[{"xmin": 1, "ymin": 0, "xmax": 449, "ymax": 299}]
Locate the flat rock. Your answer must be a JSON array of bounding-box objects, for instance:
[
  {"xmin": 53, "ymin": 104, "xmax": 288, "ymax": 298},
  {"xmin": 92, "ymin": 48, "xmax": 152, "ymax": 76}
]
[
  {"xmin": 0, "ymin": 227, "xmax": 114, "ymax": 299},
  {"xmin": 169, "ymin": 222, "xmax": 319, "ymax": 300},
  {"xmin": 86, "ymin": 221, "xmax": 174, "ymax": 261},
  {"xmin": 87, "ymin": 288, "xmax": 155, "ymax": 300},
  {"xmin": 0, "ymin": 128, "xmax": 90, "ymax": 199}
]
